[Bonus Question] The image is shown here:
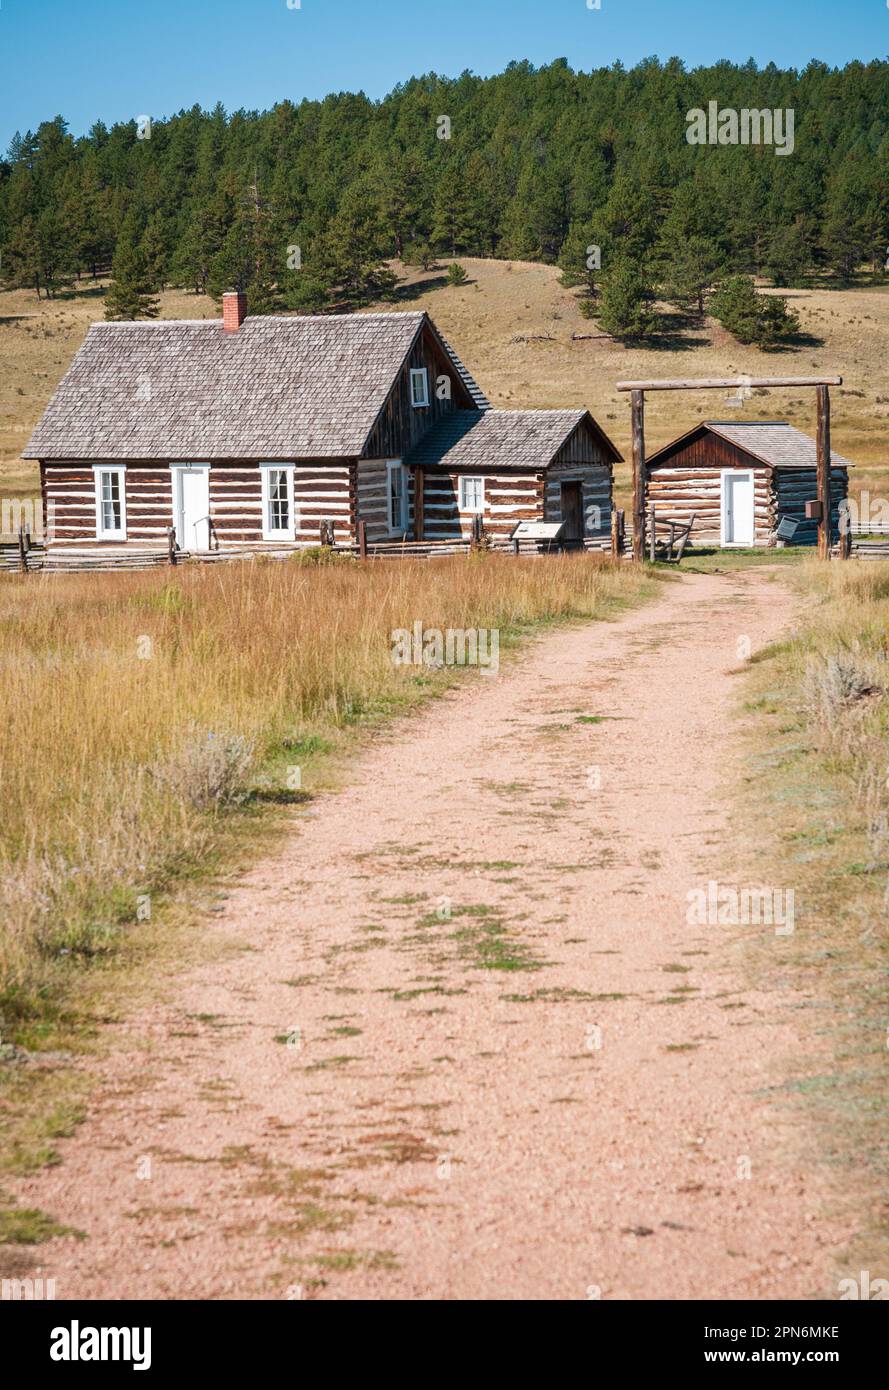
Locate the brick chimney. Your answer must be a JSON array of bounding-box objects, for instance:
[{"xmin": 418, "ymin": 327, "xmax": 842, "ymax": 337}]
[{"xmin": 222, "ymin": 290, "xmax": 247, "ymax": 332}]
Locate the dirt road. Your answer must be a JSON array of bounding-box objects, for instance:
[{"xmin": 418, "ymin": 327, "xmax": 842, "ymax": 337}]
[{"xmin": 9, "ymin": 567, "xmax": 845, "ymax": 1299}]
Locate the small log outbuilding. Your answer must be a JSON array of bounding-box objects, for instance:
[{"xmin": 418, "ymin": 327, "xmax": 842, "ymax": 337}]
[
  {"xmin": 644, "ymin": 421, "xmax": 851, "ymax": 548},
  {"xmin": 23, "ymin": 296, "xmax": 619, "ymax": 556},
  {"xmin": 404, "ymin": 408, "xmax": 619, "ymax": 546}
]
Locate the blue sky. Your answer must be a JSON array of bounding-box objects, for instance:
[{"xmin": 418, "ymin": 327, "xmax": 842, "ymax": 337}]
[{"xmin": 1, "ymin": 0, "xmax": 886, "ymax": 150}]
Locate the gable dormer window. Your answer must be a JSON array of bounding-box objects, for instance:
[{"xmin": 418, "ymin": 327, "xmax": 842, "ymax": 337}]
[{"xmin": 409, "ymin": 368, "xmax": 430, "ymax": 408}]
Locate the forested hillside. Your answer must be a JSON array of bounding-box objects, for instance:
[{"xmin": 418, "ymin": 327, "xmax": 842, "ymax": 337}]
[{"xmin": 1, "ymin": 56, "xmax": 888, "ymax": 319}]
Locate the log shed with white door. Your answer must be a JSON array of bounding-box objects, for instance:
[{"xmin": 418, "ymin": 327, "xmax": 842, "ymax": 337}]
[{"xmin": 643, "ymin": 421, "xmax": 851, "ymax": 549}]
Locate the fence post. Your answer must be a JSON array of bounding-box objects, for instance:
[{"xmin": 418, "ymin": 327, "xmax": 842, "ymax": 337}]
[
  {"xmin": 357, "ymin": 519, "xmax": 367, "ymax": 559},
  {"xmin": 168, "ymin": 525, "xmax": 177, "ymax": 566},
  {"xmin": 649, "ymin": 505, "xmax": 656, "ymax": 563},
  {"xmin": 610, "ymin": 508, "xmax": 620, "ymax": 558},
  {"xmin": 631, "ymin": 389, "xmax": 646, "ymax": 562},
  {"xmin": 18, "ymin": 526, "xmax": 27, "ymax": 573},
  {"xmin": 816, "ymin": 384, "xmax": 831, "ymax": 561},
  {"xmin": 840, "ymin": 525, "xmax": 851, "ymax": 560}
]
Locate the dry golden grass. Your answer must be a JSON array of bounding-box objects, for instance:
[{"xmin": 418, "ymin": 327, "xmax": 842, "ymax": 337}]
[
  {"xmin": 2, "ymin": 259, "xmax": 887, "ymax": 508},
  {"xmin": 739, "ymin": 559, "xmax": 889, "ymax": 1270},
  {"xmin": 0, "ymin": 550, "xmax": 653, "ymax": 1029}
]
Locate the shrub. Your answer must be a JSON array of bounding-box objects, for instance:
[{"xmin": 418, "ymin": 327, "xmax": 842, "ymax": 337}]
[
  {"xmin": 802, "ymin": 652, "xmax": 882, "ymax": 725},
  {"xmin": 152, "ymin": 727, "xmax": 255, "ymax": 811},
  {"xmin": 447, "ymin": 263, "xmax": 468, "ymax": 286}
]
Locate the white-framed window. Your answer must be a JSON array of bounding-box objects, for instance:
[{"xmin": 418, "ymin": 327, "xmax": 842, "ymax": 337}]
[
  {"xmin": 93, "ymin": 466, "xmax": 127, "ymax": 539},
  {"xmin": 386, "ymin": 460, "xmax": 408, "ymax": 534},
  {"xmin": 409, "ymin": 368, "xmax": 429, "ymax": 408},
  {"xmin": 459, "ymin": 475, "xmax": 485, "ymax": 514},
  {"xmin": 260, "ymin": 464, "xmax": 296, "ymax": 540}
]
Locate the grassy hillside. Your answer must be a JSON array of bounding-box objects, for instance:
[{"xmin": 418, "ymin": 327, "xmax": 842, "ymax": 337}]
[{"xmin": 2, "ymin": 257, "xmax": 887, "ymax": 508}]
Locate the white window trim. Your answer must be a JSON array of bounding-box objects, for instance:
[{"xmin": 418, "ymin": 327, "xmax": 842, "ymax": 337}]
[
  {"xmin": 459, "ymin": 475, "xmax": 486, "ymax": 514},
  {"xmin": 259, "ymin": 463, "xmax": 296, "ymax": 541},
  {"xmin": 720, "ymin": 469, "xmax": 755, "ymax": 548},
  {"xmin": 386, "ymin": 459, "xmax": 408, "ymax": 535},
  {"xmin": 409, "ymin": 368, "xmax": 429, "ymax": 408},
  {"xmin": 93, "ymin": 465, "xmax": 127, "ymax": 540}
]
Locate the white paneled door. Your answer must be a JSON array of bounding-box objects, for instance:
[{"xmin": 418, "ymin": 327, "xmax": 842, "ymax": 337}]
[
  {"xmin": 172, "ymin": 466, "xmax": 210, "ymax": 551},
  {"xmin": 721, "ymin": 470, "xmax": 755, "ymax": 547}
]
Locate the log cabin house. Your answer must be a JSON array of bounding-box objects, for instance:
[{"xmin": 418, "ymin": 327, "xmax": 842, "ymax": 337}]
[
  {"xmin": 644, "ymin": 421, "xmax": 850, "ymax": 548},
  {"xmin": 24, "ymin": 294, "xmax": 619, "ymax": 556}
]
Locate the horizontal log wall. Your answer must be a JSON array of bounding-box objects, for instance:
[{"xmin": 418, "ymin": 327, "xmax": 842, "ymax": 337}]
[
  {"xmin": 43, "ymin": 461, "xmax": 173, "ymax": 547},
  {"xmin": 544, "ymin": 463, "xmax": 612, "ymax": 537},
  {"xmin": 208, "ymin": 466, "xmax": 261, "ymax": 544},
  {"xmin": 773, "ymin": 468, "xmax": 847, "ymax": 546},
  {"xmin": 646, "ymin": 464, "xmax": 773, "ymax": 546},
  {"xmin": 423, "ymin": 470, "xmax": 543, "ymax": 541},
  {"xmin": 42, "ymin": 461, "xmax": 356, "ymax": 549}
]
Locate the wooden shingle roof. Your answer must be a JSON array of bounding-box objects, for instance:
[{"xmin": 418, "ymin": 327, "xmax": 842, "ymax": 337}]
[
  {"xmin": 647, "ymin": 421, "xmax": 854, "ymax": 471},
  {"xmin": 24, "ymin": 310, "xmax": 485, "ymax": 460},
  {"xmin": 405, "ymin": 409, "xmax": 621, "ymax": 470}
]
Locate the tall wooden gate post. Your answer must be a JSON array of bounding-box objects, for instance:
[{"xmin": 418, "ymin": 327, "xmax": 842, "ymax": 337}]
[
  {"xmin": 816, "ymin": 384, "xmax": 831, "ymax": 560},
  {"xmin": 631, "ymin": 389, "xmax": 645, "ymax": 563}
]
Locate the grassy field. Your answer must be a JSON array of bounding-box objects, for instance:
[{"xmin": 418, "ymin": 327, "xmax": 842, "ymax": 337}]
[
  {"xmin": 738, "ymin": 559, "xmax": 889, "ymax": 1271},
  {"xmin": 2, "ymin": 258, "xmax": 887, "ymax": 509}
]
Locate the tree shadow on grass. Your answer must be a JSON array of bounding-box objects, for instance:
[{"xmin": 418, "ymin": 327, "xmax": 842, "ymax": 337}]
[
  {"xmin": 55, "ymin": 285, "xmax": 107, "ymax": 302},
  {"xmin": 784, "ymin": 329, "xmax": 825, "ymax": 349},
  {"xmin": 386, "ymin": 274, "xmax": 452, "ymax": 304}
]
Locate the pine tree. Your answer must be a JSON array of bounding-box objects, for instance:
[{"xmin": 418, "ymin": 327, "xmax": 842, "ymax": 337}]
[
  {"xmin": 431, "ymin": 163, "xmax": 475, "ymax": 258},
  {"xmin": 2, "ymin": 215, "xmax": 40, "ymax": 295},
  {"xmin": 593, "ymin": 171, "xmax": 658, "ymax": 264},
  {"xmin": 710, "ymin": 276, "xmax": 799, "ymax": 347},
  {"xmin": 557, "ymin": 222, "xmax": 601, "ymax": 309},
  {"xmin": 104, "ymin": 212, "xmax": 160, "ymax": 319},
  {"xmin": 140, "ymin": 211, "xmax": 169, "ymax": 289},
  {"xmin": 597, "ymin": 257, "xmax": 657, "ymax": 338},
  {"xmin": 763, "ymin": 224, "xmax": 810, "ymax": 287},
  {"xmin": 170, "ymin": 187, "xmax": 232, "ymax": 294},
  {"xmin": 372, "ymin": 150, "xmax": 428, "ymax": 259},
  {"xmin": 821, "ymin": 172, "xmax": 865, "ymax": 282},
  {"xmin": 34, "ymin": 207, "xmax": 77, "ymax": 298},
  {"xmin": 660, "ymin": 236, "xmax": 723, "ymax": 315},
  {"xmin": 206, "ymin": 172, "xmax": 282, "ymax": 312},
  {"xmin": 323, "ymin": 181, "xmax": 395, "ymax": 306}
]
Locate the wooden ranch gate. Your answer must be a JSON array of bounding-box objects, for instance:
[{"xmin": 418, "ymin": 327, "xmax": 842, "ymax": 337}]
[{"xmin": 615, "ymin": 376, "xmax": 842, "ymax": 562}]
